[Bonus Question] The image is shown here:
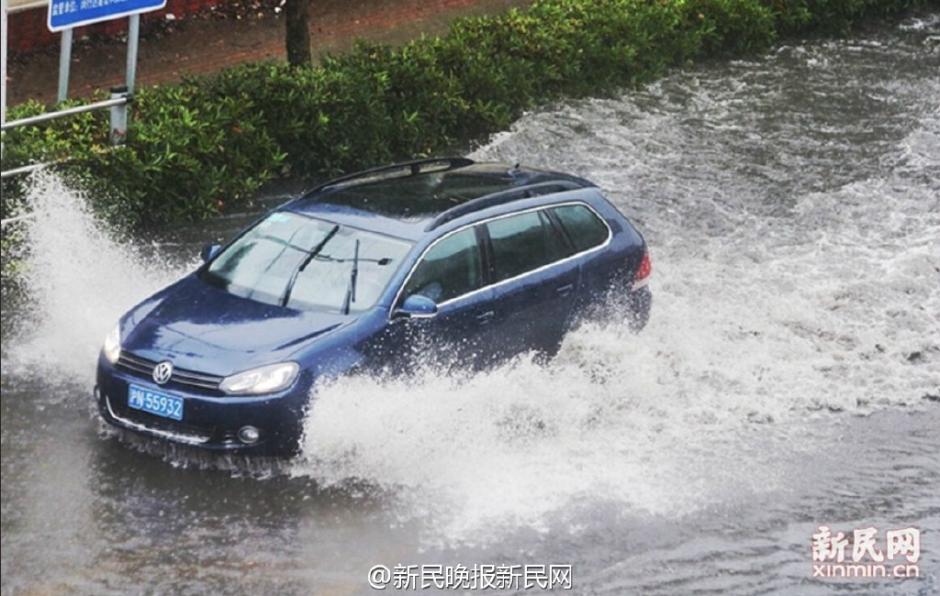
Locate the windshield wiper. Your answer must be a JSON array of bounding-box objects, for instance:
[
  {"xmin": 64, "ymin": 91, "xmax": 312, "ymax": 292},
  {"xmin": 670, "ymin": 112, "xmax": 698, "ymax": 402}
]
[
  {"xmin": 309, "ymin": 254, "xmax": 393, "ymax": 266},
  {"xmin": 282, "ymin": 224, "xmax": 339, "ymax": 306},
  {"xmin": 341, "ymin": 239, "xmax": 360, "ymax": 315}
]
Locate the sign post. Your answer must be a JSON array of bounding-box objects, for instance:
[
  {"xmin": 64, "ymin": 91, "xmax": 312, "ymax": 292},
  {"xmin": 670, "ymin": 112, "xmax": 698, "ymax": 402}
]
[
  {"xmin": 1, "ymin": 0, "xmax": 7, "ymax": 127},
  {"xmin": 48, "ymin": 0, "xmax": 166, "ymax": 101},
  {"xmin": 57, "ymin": 27, "xmax": 72, "ymax": 101},
  {"xmin": 126, "ymin": 13, "xmax": 140, "ymax": 93},
  {"xmin": 48, "ymin": 0, "xmax": 166, "ymax": 32}
]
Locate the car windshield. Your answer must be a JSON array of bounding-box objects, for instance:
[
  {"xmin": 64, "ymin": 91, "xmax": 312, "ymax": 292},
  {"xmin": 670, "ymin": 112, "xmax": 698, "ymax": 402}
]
[{"xmin": 201, "ymin": 211, "xmax": 412, "ymax": 313}]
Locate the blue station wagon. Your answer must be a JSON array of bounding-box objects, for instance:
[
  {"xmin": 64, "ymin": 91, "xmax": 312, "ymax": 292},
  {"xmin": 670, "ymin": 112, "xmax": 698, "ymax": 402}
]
[{"xmin": 96, "ymin": 158, "xmax": 652, "ymax": 455}]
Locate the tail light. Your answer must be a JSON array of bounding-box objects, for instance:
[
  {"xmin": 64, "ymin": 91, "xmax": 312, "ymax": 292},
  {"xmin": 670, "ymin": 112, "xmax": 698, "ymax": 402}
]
[{"xmin": 632, "ymin": 248, "xmax": 651, "ymax": 290}]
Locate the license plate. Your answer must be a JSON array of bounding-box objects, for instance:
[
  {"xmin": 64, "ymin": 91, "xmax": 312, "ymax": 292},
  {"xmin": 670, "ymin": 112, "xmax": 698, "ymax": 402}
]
[{"xmin": 128, "ymin": 384, "xmax": 184, "ymax": 421}]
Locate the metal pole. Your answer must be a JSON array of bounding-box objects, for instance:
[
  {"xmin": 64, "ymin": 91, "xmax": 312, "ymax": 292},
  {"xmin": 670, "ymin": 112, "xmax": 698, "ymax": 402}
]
[
  {"xmin": 1, "ymin": 212, "xmax": 38, "ymax": 225},
  {"xmin": 57, "ymin": 27, "xmax": 73, "ymax": 102},
  {"xmin": 109, "ymin": 86, "xmax": 128, "ymax": 145},
  {"xmin": 126, "ymin": 13, "xmax": 140, "ymax": 94},
  {"xmin": 1, "ymin": 162, "xmax": 50, "ymax": 180},
  {"xmin": 1, "ymin": 0, "xmax": 8, "ymax": 128},
  {"xmin": 2, "ymin": 96, "xmax": 128, "ymax": 131}
]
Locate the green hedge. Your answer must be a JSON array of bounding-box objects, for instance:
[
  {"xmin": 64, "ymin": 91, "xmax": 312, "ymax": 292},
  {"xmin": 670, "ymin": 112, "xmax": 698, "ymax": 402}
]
[{"xmin": 0, "ymin": 0, "xmax": 929, "ymax": 230}]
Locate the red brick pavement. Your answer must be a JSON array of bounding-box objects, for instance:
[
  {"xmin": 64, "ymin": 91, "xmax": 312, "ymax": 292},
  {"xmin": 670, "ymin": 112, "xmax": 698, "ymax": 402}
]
[{"xmin": 6, "ymin": 0, "xmax": 528, "ymax": 106}]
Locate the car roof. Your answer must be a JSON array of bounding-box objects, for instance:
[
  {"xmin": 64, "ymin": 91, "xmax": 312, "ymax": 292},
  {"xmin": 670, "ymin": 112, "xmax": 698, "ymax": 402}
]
[{"xmin": 284, "ymin": 158, "xmax": 594, "ymax": 241}]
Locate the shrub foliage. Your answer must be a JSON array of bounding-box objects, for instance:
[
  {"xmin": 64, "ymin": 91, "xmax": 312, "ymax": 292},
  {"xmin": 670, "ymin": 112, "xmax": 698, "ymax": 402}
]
[{"xmin": 0, "ymin": 0, "xmax": 927, "ymax": 228}]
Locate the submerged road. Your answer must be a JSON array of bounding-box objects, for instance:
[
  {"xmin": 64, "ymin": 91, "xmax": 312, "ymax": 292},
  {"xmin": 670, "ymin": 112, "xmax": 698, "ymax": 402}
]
[{"xmin": 2, "ymin": 12, "xmax": 939, "ymax": 595}]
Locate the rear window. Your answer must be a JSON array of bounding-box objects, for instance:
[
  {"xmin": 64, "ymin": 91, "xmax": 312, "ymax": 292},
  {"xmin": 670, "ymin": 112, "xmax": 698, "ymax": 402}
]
[
  {"xmin": 485, "ymin": 210, "xmax": 568, "ymax": 282},
  {"xmin": 552, "ymin": 204, "xmax": 609, "ymax": 253},
  {"xmin": 403, "ymin": 228, "xmax": 483, "ymax": 303}
]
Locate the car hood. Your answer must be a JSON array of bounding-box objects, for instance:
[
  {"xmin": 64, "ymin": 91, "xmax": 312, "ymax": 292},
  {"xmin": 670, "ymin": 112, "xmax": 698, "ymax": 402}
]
[{"xmin": 122, "ymin": 274, "xmax": 348, "ymax": 376}]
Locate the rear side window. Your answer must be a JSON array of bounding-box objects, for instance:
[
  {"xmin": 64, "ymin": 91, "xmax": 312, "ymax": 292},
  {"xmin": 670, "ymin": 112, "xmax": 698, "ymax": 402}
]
[
  {"xmin": 403, "ymin": 228, "xmax": 482, "ymax": 303},
  {"xmin": 485, "ymin": 211, "xmax": 568, "ymax": 282},
  {"xmin": 552, "ymin": 204, "xmax": 609, "ymax": 253}
]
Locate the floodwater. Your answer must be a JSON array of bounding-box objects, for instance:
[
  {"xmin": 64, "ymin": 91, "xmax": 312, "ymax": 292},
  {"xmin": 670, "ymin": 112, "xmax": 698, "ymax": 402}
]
[{"xmin": 2, "ymin": 13, "xmax": 939, "ymax": 595}]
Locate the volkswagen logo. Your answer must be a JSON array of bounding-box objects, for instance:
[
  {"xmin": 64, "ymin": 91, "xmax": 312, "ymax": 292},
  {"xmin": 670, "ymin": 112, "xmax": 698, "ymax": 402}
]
[{"xmin": 153, "ymin": 361, "xmax": 173, "ymax": 385}]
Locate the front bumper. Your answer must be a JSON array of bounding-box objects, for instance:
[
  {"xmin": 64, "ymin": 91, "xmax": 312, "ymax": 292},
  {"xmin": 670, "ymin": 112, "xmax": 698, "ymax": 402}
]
[{"xmin": 96, "ymin": 360, "xmax": 307, "ymax": 456}]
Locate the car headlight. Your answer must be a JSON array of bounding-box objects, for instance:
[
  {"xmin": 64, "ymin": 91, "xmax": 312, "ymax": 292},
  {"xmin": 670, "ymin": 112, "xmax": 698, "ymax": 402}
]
[
  {"xmin": 103, "ymin": 324, "xmax": 121, "ymax": 364},
  {"xmin": 219, "ymin": 362, "xmax": 300, "ymax": 396}
]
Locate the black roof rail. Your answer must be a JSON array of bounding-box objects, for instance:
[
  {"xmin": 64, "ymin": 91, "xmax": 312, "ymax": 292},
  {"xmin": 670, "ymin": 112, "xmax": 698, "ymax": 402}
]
[
  {"xmin": 426, "ymin": 180, "xmax": 585, "ymax": 231},
  {"xmin": 305, "ymin": 157, "xmax": 475, "ymax": 195}
]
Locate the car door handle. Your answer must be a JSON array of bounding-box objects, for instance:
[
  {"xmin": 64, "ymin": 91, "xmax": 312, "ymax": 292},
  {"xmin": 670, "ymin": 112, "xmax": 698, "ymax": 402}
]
[
  {"xmin": 555, "ymin": 283, "xmax": 575, "ymax": 296},
  {"xmin": 476, "ymin": 310, "xmax": 495, "ymax": 325}
]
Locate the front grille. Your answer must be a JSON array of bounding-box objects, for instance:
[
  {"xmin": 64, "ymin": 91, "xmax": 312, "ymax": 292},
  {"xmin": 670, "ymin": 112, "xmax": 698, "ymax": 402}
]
[{"xmin": 116, "ymin": 352, "xmax": 224, "ymax": 392}]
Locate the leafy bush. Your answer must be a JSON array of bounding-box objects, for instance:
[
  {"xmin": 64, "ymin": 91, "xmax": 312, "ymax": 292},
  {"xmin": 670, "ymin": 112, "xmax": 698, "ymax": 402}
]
[
  {"xmin": 1, "ymin": 0, "xmax": 926, "ymax": 231},
  {"xmin": 1, "ymin": 81, "xmax": 284, "ymax": 228}
]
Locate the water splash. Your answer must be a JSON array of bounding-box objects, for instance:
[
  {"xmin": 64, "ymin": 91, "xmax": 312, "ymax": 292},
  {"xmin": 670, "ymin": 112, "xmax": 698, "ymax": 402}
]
[
  {"xmin": 297, "ymin": 31, "xmax": 940, "ymax": 544},
  {"xmin": 2, "ymin": 172, "xmax": 188, "ymax": 385}
]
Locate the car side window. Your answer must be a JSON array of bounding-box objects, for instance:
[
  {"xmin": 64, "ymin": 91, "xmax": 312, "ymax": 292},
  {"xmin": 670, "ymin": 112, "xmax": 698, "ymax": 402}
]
[
  {"xmin": 552, "ymin": 204, "xmax": 610, "ymax": 253},
  {"xmin": 486, "ymin": 210, "xmax": 568, "ymax": 282},
  {"xmin": 402, "ymin": 228, "xmax": 483, "ymax": 303}
]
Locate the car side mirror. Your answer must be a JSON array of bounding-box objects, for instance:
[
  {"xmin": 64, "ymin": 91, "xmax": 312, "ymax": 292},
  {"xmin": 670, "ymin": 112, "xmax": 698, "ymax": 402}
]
[
  {"xmin": 200, "ymin": 243, "xmax": 222, "ymax": 263},
  {"xmin": 393, "ymin": 294, "xmax": 438, "ymax": 319}
]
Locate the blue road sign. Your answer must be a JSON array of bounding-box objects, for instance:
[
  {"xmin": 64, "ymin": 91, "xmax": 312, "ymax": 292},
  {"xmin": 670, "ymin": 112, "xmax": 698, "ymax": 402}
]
[{"xmin": 48, "ymin": 0, "xmax": 167, "ymax": 32}]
